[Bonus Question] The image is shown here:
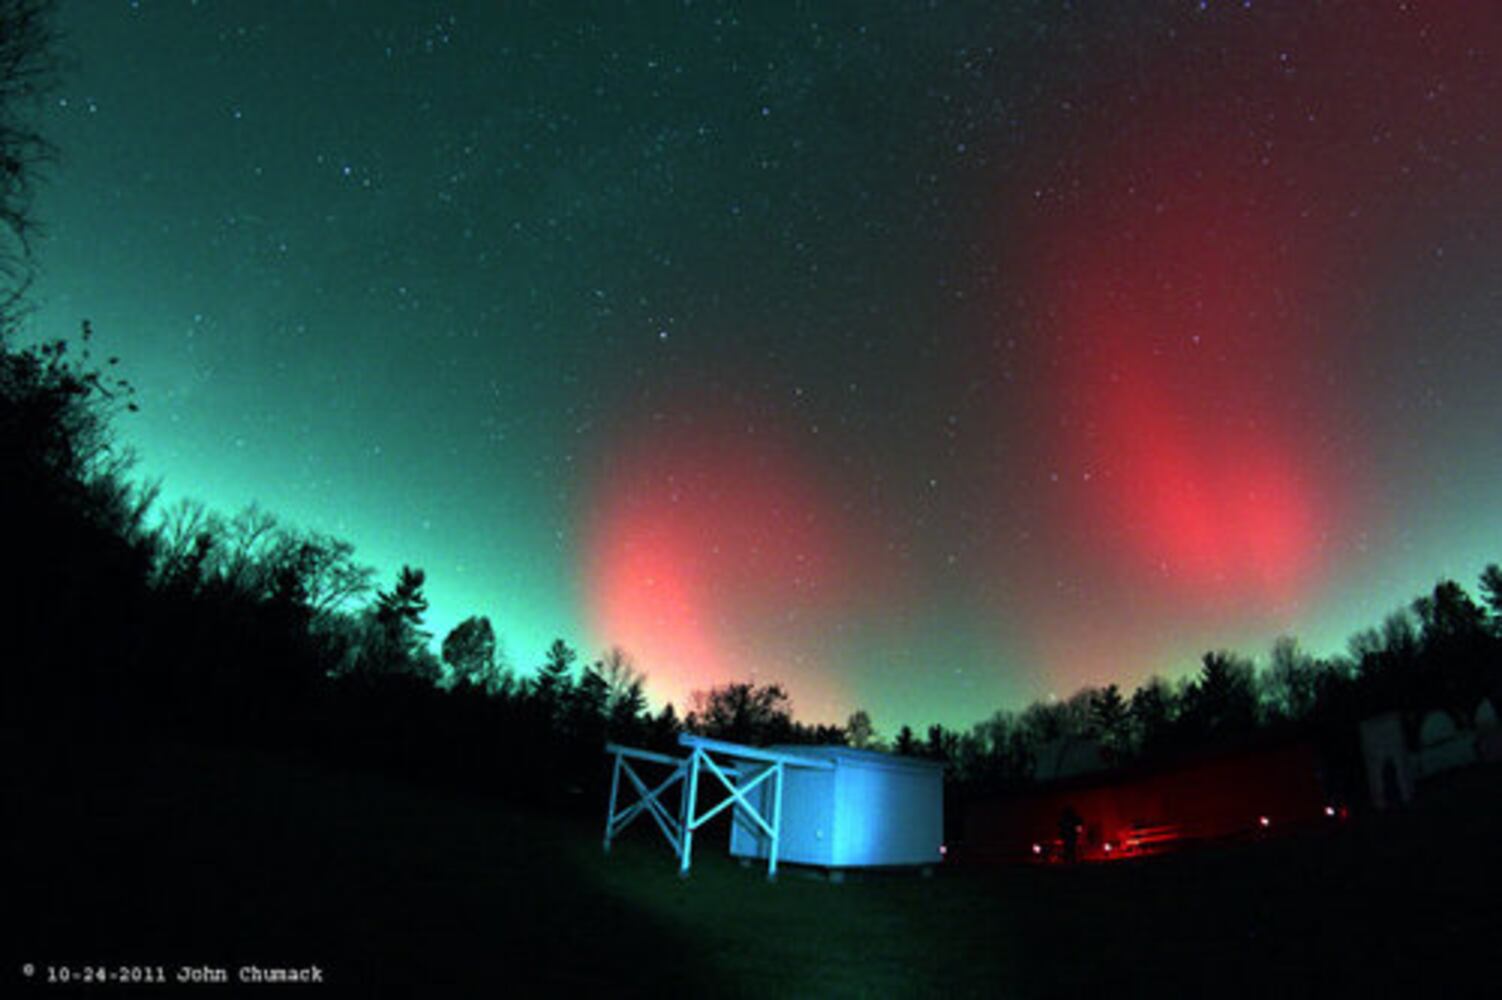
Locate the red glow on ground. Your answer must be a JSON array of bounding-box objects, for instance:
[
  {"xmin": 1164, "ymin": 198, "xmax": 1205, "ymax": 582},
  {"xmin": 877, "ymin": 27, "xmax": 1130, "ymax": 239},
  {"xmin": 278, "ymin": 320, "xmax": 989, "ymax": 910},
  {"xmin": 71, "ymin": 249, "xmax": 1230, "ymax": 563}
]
[{"xmin": 583, "ymin": 411, "xmax": 853, "ymax": 716}]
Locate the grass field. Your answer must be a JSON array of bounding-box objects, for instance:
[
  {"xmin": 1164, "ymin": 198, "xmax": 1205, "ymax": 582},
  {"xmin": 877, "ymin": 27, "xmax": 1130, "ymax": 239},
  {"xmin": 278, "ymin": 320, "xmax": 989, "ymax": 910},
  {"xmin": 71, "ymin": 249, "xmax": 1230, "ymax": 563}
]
[{"xmin": 9, "ymin": 736, "xmax": 1501, "ymax": 997}]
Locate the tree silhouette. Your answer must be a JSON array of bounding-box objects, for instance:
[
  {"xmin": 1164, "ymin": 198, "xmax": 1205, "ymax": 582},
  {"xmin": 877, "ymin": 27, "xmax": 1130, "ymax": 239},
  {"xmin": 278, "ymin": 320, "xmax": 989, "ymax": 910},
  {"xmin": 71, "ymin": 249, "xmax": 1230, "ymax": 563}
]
[
  {"xmin": 149, "ymin": 499, "xmax": 374, "ymax": 625},
  {"xmin": 442, "ymin": 615, "xmax": 499, "ymax": 690},
  {"xmin": 1019, "ymin": 695, "xmax": 1093, "ymax": 748},
  {"xmin": 215, "ymin": 502, "xmax": 281, "ymax": 594},
  {"xmin": 645, "ymin": 702, "xmax": 682, "ymax": 752},
  {"xmin": 1413, "ymin": 579, "xmax": 1488, "ymax": 646},
  {"xmin": 964, "ymin": 710, "xmax": 1030, "ymax": 786},
  {"xmin": 1412, "ymin": 579, "xmax": 1493, "ymax": 707},
  {"xmin": 1480, "ymin": 563, "xmax": 1502, "ymax": 627},
  {"xmin": 149, "ymin": 498, "xmax": 219, "ymax": 591},
  {"xmin": 1129, "ymin": 676, "xmax": 1175, "ymax": 753},
  {"xmin": 894, "ymin": 724, "xmax": 918, "ymax": 756},
  {"xmin": 1380, "ymin": 608, "xmax": 1421, "ymax": 664},
  {"xmin": 1182, "ymin": 651, "xmax": 1258, "ymax": 736},
  {"xmin": 1265, "ymin": 635, "xmax": 1317, "ymax": 724},
  {"xmin": 1309, "ymin": 654, "xmax": 1359, "ymax": 727},
  {"xmin": 283, "ymin": 531, "xmax": 375, "ymax": 623},
  {"xmin": 2, "ymin": 325, "xmax": 153, "ymax": 727},
  {"xmin": 845, "ymin": 709, "xmax": 876, "ymax": 749},
  {"xmin": 1089, "ymin": 684, "xmax": 1130, "ymax": 757},
  {"xmin": 597, "ymin": 646, "xmax": 647, "ymax": 741},
  {"xmin": 688, "ymin": 681, "xmax": 795, "ymax": 746},
  {"xmin": 365, "ymin": 565, "xmax": 433, "ymax": 676},
  {"xmin": 0, "ymin": 0, "xmax": 54, "ymax": 309},
  {"xmin": 532, "ymin": 638, "xmax": 577, "ymax": 726},
  {"xmin": 606, "ymin": 680, "xmax": 647, "ymax": 741},
  {"xmin": 925, "ymin": 723, "xmax": 960, "ymax": 763},
  {"xmin": 1352, "ymin": 609, "xmax": 1423, "ymax": 710},
  {"xmin": 566, "ymin": 661, "xmax": 609, "ymax": 746}
]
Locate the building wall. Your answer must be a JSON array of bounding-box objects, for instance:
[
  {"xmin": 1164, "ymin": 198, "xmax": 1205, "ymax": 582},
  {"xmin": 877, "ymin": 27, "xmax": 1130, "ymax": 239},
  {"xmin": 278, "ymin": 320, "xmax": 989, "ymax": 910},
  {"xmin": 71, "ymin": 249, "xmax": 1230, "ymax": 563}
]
[
  {"xmin": 729, "ymin": 764, "xmax": 835, "ymax": 866},
  {"xmin": 728, "ymin": 748, "xmax": 944, "ymax": 868},
  {"xmin": 1360, "ymin": 702, "xmax": 1499, "ymax": 808},
  {"xmin": 964, "ymin": 740, "xmax": 1329, "ymax": 862},
  {"xmin": 830, "ymin": 758, "xmax": 944, "ymax": 867}
]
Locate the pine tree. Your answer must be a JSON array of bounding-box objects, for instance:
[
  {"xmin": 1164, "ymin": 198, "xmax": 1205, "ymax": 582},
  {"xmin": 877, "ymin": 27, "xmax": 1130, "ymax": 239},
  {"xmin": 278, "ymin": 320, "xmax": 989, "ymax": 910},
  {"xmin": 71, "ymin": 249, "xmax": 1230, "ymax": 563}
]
[
  {"xmin": 1185, "ymin": 651, "xmax": 1257, "ymax": 735},
  {"xmin": 567, "ymin": 663, "xmax": 609, "ymax": 744},
  {"xmin": 1089, "ymin": 684, "xmax": 1129, "ymax": 757},
  {"xmin": 367, "ymin": 565, "xmax": 431, "ymax": 675},
  {"xmin": 1480, "ymin": 564, "xmax": 1502, "ymax": 627},
  {"xmin": 532, "ymin": 638, "xmax": 577, "ymax": 725},
  {"xmin": 1129, "ymin": 676, "xmax": 1174, "ymax": 753}
]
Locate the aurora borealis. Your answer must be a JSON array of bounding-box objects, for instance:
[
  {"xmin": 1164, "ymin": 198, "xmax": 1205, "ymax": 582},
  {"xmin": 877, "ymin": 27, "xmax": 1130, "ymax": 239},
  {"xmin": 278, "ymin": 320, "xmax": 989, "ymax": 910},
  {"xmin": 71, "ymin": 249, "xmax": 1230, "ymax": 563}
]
[{"xmin": 21, "ymin": 1, "xmax": 1502, "ymax": 729}]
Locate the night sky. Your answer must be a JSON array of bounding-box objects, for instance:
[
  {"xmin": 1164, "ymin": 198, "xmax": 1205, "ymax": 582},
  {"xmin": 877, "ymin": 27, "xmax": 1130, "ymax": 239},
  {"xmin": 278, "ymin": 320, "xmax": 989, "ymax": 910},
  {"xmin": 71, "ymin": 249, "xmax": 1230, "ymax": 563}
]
[{"xmin": 22, "ymin": 1, "xmax": 1502, "ymax": 730}]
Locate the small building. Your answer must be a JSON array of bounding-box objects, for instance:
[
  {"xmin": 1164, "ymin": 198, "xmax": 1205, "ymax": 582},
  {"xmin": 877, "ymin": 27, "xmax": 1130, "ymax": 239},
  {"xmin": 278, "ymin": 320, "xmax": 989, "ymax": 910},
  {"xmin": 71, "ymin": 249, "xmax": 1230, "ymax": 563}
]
[
  {"xmin": 963, "ymin": 737, "xmax": 1332, "ymax": 863},
  {"xmin": 728, "ymin": 745, "xmax": 946, "ymax": 870},
  {"xmin": 1415, "ymin": 709, "xmax": 1475, "ymax": 777},
  {"xmin": 1360, "ymin": 699, "xmax": 1502, "ymax": 809},
  {"xmin": 1360, "ymin": 711, "xmax": 1418, "ymax": 809},
  {"xmin": 603, "ymin": 735, "xmax": 944, "ymax": 878}
]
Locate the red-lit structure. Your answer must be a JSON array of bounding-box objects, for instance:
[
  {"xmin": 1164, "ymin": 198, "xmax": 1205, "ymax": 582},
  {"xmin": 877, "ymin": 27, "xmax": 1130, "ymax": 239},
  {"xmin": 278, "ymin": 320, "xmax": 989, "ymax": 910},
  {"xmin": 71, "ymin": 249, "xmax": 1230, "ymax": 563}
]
[{"xmin": 962, "ymin": 738, "xmax": 1335, "ymax": 864}]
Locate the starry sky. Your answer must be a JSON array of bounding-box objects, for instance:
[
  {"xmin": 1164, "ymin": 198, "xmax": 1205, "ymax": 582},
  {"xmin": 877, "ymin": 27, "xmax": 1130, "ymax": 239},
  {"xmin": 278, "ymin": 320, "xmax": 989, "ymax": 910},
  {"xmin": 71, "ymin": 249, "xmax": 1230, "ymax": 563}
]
[{"xmin": 21, "ymin": 1, "xmax": 1502, "ymax": 730}]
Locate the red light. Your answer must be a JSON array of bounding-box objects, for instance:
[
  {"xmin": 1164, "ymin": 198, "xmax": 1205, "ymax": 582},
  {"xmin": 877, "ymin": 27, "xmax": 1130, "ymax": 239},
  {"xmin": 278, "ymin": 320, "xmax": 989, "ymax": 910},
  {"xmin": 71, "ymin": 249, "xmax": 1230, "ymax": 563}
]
[
  {"xmin": 1104, "ymin": 842, "xmax": 1114, "ymax": 853},
  {"xmin": 1324, "ymin": 805, "xmax": 1336, "ymax": 818},
  {"xmin": 1032, "ymin": 843, "xmax": 1042, "ymax": 855},
  {"xmin": 1258, "ymin": 816, "xmax": 1270, "ymax": 828}
]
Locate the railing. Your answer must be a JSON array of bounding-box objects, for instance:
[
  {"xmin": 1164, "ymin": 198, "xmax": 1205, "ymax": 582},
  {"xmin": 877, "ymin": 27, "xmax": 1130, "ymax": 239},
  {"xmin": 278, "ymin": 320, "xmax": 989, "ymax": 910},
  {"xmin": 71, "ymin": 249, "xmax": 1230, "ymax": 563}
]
[{"xmin": 1117, "ymin": 823, "xmax": 1186, "ymax": 856}]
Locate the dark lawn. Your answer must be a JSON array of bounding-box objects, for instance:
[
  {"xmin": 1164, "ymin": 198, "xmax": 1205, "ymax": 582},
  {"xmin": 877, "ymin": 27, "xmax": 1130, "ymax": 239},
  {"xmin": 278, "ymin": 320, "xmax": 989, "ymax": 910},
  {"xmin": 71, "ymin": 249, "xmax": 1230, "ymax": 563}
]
[{"xmin": 8, "ymin": 736, "xmax": 1501, "ymax": 997}]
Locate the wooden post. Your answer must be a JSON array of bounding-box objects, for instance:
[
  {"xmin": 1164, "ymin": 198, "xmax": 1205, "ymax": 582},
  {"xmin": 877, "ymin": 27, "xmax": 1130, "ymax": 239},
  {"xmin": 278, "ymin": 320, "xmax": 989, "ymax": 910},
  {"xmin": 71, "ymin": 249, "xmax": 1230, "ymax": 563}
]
[
  {"xmin": 603, "ymin": 750, "xmax": 622, "ymax": 853},
  {"xmin": 767, "ymin": 761, "xmax": 784, "ymax": 881},
  {"xmin": 679, "ymin": 747, "xmax": 701, "ymax": 878}
]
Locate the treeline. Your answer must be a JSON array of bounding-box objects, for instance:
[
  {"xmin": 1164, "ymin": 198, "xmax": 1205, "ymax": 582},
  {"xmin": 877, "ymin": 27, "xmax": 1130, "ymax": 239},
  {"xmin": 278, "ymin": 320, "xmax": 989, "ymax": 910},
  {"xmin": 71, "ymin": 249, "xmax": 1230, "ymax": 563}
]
[
  {"xmin": 887, "ymin": 571, "xmax": 1502, "ymax": 801},
  {"xmin": 674, "ymin": 564, "xmax": 1502, "ymax": 818},
  {"xmin": 681, "ymin": 575, "xmax": 1502, "ymax": 806},
  {"xmin": 6, "ymin": 317, "xmax": 1502, "ymax": 816},
  {"xmin": 0, "ymin": 320, "xmax": 848, "ymax": 805}
]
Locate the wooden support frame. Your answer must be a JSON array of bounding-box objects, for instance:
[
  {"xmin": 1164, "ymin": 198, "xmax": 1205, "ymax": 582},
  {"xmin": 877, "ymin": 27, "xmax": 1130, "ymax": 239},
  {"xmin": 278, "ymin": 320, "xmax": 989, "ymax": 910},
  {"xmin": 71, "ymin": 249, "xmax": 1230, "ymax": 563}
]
[
  {"xmin": 602, "ymin": 734, "xmax": 833, "ymax": 881},
  {"xmin": 602, "ymin": 743, "xmax": 695, "ymax": 859}
]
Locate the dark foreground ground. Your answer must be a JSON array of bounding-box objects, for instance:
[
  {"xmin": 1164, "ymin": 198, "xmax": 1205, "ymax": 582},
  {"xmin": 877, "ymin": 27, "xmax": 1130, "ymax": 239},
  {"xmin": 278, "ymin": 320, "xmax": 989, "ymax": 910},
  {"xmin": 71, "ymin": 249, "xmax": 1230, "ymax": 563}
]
[{"xmin": 8, "ymin": 734, "xmax": 1501, "ymax": 997}]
